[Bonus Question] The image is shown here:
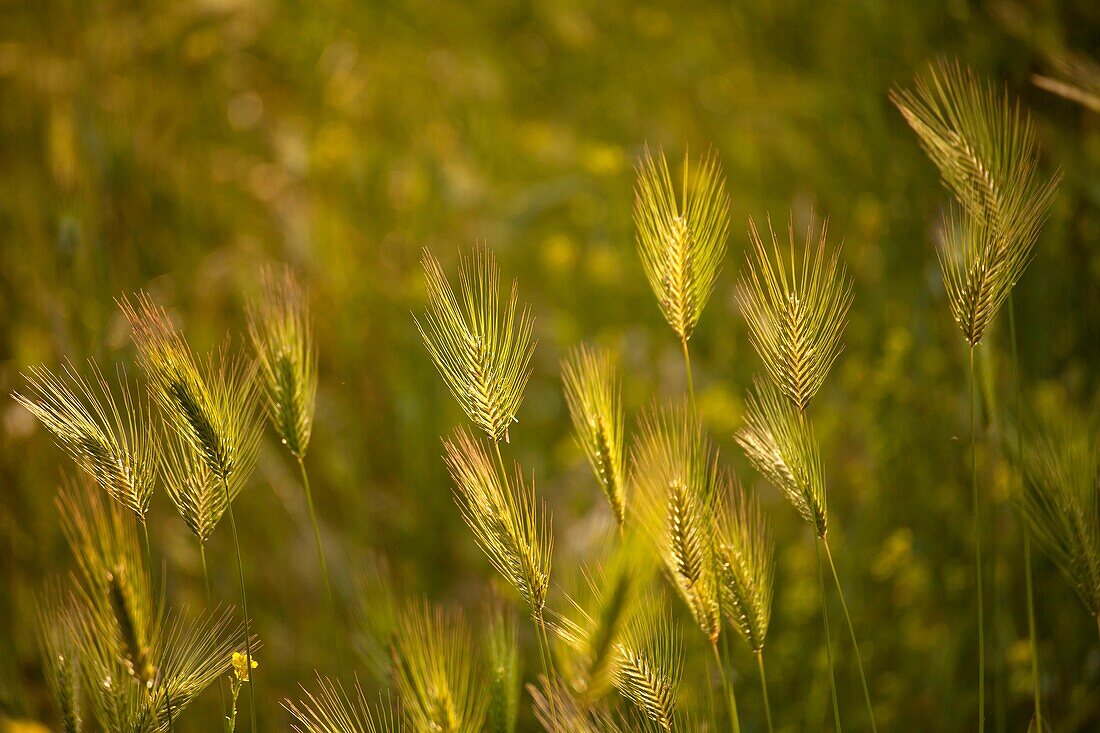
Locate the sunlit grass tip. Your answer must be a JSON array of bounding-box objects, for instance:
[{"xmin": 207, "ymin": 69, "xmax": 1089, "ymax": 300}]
[
  {"xmin": 634, "ymin": 146, "xmax": 731, "ymax": 344},
  {"xmin": 14, "ymin": 360, "xmax": 156, "ymax": 521},
  {"xmin": 562, "ymin": 344, "xmax": 627, "ymax": 527},
  {"xmin": 248, "ymin": 265, "xmax": 318, "ymax": 460},
  {"xmin": 416, "ymin": 245, "xmax": 536, "ymax": 443},
  {"xmin": 442, "ymin": 427, "xmax": 553, "ymax": 619},
  {"xmin": 737, "ymin": 213, "xmax": 852, "ymax": 412}
]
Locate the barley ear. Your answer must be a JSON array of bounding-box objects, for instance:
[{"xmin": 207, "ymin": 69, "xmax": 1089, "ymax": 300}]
[
  {"xmin": 612, "ymin": 598, "xmax": 682, "ymax": 732},
  {"xmin": 416, "ymin": 245, "xmax": 535, "ymax": 443},
  {"xmin": 287, "ymin": 675, "xmax": 403, "ymax": 733},
  {"xmin": 14, "ymin": 361, "xmax": 157, "ymax": 520},
  {"xmin": 248, "ymin": 265, "xmax": 318, "ymax": 459},
  {"xmin": 120, "ymin": 293, "xmax": 262, "ymax": 487},
  {"xmin": 714, "ymin": 473, "xmax": 775, "ymax": 651},
  {"xmin": 736, "ymin": 378, "xmax": 828, "ymax": 537},
  {"xmin": 632, "ymin": 404, "xmax": 721, "ymax": 643},
  {"xmin": 737, "ymin": 214, "xmax": 852, "ymax": 412},
  {"xmin": 391, "ymin": 601, "xmax": 488, "ymax": 732},
  {"xmin": 635, "ymin": 146, "xmax": 730, "ymax": 344},
  {"xmin": 1016, "ymin": 408, "xmax": 1100, "ymax": 616},
  {"xmin": 891, "ymin": 60, "xmax": 1060, "ymax": 346},
  {"xmin": 562, "ymin": 345, "xmax": 627, "ymax": 527},
  {"xmin": 443, "ymin": 427, "xmax": 553, "ymax": 618},
  {"xmin": 37, "ymin": 587, "xmax": 84, "ymax": 733}
]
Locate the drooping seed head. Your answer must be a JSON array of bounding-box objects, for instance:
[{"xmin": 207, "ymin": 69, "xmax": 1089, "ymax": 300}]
[
  {"xmin": 891, "ymin": 60, "xmax": 1060, "ymax": 346},
  {"xmin": 442, "ymin": 427, "xmax": 552, "ymax": 618},
  {"xmin": 736, "ymin": 378, "xmax": 828, "ymax": 537},
  {"xmin": 14, "ymin": 361, "xmax": 157, "ymax": 520}
]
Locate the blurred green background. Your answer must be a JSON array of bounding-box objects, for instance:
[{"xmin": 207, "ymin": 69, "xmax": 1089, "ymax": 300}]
[{"xmin": 1, "ymin": 0, "xmax": 1099, "ymax": 730}]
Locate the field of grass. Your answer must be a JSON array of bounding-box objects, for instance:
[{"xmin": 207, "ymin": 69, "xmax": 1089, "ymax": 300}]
[{"xmin": 1, "ymin": 1, "xmax": 1098, "ymax": 731}]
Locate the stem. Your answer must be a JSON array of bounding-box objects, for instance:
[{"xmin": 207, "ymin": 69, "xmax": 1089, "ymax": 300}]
[
  {"xmin": 823, "ymin": 539, "xmax": 877, "ymax": 732},
  {"xmin": 200, "ymin": 543, "xmax": 213, "ymax": 606},
  {"xmin": 492, "ymin": 440, "xmax": 510, "ymax": 487},
  {"xmin": 223, "ymin": 480, "xmax": 258, "ymax": 733},
  {"xmin": 201, "ymin": 541, "xmax": 231, "ymax": 726},
  {"xmin": 297, "ymin": 455, "xmax": 341, "ymax": 667},
  {"xmin": 141, "ymin": 521, "xmax": 153, "ymax": 579},
  {"xmin": 970, "ymin": 346, "xmax": 986, "ymax": 733},
  {"xmin": 534, "ymin": 612, "xmax": 560, "ymax": 726},
  {"xmin": 815, "ymin": 536, "xmax": 842, "ymax": 733},
  {"xmin": 755, "ymin": 650, "xmax": 775, "ymax": 733},
  {"xmin": 1009, "ymin": 298, "xmax": 1042, "ymax": 730},
  {"xmin": 680, "ymin": 336, "xmax": 696, "ymax": 416},
  {"xmin": 710, "ymin": 640, "xmax": 741, "ymax": 733}
]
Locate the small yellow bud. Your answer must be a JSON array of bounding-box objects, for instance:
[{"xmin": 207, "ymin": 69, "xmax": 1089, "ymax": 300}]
[{"xmin": 232, "ymin": 651, "xmax": 258, "ymax": 682}]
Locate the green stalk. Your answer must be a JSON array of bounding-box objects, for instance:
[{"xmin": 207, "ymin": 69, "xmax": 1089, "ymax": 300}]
[
  {"xmin": 1009, "ymin": 299, "xmax": 1041, "ymax": 729},
  {"xmin": 756, "ymin": 650, "xmax": 774, "ymax": 733},
  {"xmin": 711, "ymin": 640, "xmax": 741, "ymax": 733},
  {"xmin": 201, "ymin": 541, "xmax": 230, "ymax": 728},
  {"xmin": 680, "ymin": 337, "xmax": 697, "ymax": 416},
  {"xmin": 296, "ymin": 455, "xmax": 341, "ymax": 666},
  {"xmin": 223, "ymin": 480, "xmax": 258, "ymax": 733},
  {"xmin": 823, "ymin": 538, "xmax": 877, "ymax": 732},
  {"xmin": 970, "ymin": 346, "xmax": 986, "ymax": 733},
  {"xmin": 815, "ymin": 536, "xmax": 843, "ymax": 733}
]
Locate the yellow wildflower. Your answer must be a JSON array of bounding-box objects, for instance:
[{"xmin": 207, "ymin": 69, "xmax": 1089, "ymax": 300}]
[{"xmin": 232, "ymin": 651, "xmax": 258, "ymax": 682}]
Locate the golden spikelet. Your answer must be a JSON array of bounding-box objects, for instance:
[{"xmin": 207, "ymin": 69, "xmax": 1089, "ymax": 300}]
[
  {"xmin": 632, "ymin": 404, "xmax": 721, "ymax": 644},
  {"xmin": 416, "ymin": 246, "xmax": 536, "ymax": 443},
  {"xmin": 562, "ymin": 345, "xmax": 627, "ymax": 527},
  {"xmin": 737, "ymin": 214, "xmax": 852, "ymax": 412},
  {"xmin": 248, "ymin": 265, "xmax": 318, "ymax": 459},
  {"xmin": 287, "ymin": 675, "xmax": 404, "ymax": 733},
  {"xmin": 634, "ymin": 147, "xmax": 730, "ymax": 344},
  {"xmin": 37, "ymin": 586, "xmax": 83, "ymax": 733},
  {"xmin": 891, "ymin": 60, "xmax": 1060, "ymax": 346},
  {"xmin": 713, "ymin": 475, "xmax": 775, "ymax": 652},
  {"xmin": 611, "ymin": 598, "xmax": 682, "ymax": 732},
  {"xmin": 120, "ymin": 293, "xmax": 261, "ymax": 486},
  {"xmin": 442, "ymin": 428, "xmax": 553, "ymax": 618},
  {"xmin": 1017, "ymin": 407, "xmax": 1100, "ymax": 616},
  {"xmin": 391, "ymin": 601, "xmax": 487, "ymax": 733},
  {"xmin": 14, "ymin": 362, "xmax": 156, "ymax": 520},
  {"xmin": 735, "ymin": 378, "xmax": 828, "ymax": 537}
]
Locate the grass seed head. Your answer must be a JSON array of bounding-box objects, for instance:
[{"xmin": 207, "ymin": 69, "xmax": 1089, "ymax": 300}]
[
  {"xmin": 634, "ymin": 146, "xmax": 730, "ymax": 344},
  {"xmin": 736, "ymin": 377, "xmax": 828, "ymax": 537},
  {"xmin": 14, "ymin": 361, "xmax": 157, "ymax": 520},
  {"xmin": 562, "ymin": 345, "xmax": 627, "ymax": 527},
  {"xmin": 248, "ymin": 265, "xmax": 318, "ymax": 459},
  {"xmin": 737, "ymin": 213, "xmax": 852, "ymax": 412},
  {"xmin": 416, "ymin": 245, "xmax": 535, "ymax": 443}
]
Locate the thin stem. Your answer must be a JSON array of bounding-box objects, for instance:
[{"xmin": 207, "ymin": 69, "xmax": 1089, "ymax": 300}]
[
  {"xmin": 297, "ymin": 455, "xmax": 341, "ymax": 668},
  {"xmin": 200, "ymin": 542, "xmax": 213, "ymax": 606},
  {"xmin": 141, "ymin": 521, "xmax": 153, "ymax": 579},
  {"xmin": 755, "ymin": 650, "xmax": 775, "ymax": 733},
  {"xmin": 492, "ymin": 440, "xmax": 510, "ymax": 487},
  {"xmin": 534, "ymin": 612, "xmax": 560, "ymax": 726},
  {"xmin": 970, "ymin": 345, "xmax": 986, "ymax": 733},
  {"xmin": 223, "ymin": 480, "xmax": 258, "ymax": 733},
  {"xmin": 1009, "ymin": 298, "xmax": 1041, "ymax": 729},
  {"xmin": 823, "ymin": 538, "xmax": 877, "ymax": 732},
  {"xmin": 1095, "ymin": 614, "xmax": 1100, "ymax": 647},
  {"xmin": 680, "ymin": 337, "xmax": 697, "ymax": 416},
  {"xmin": 201, "ymin": 541, "xmax": 230, "ymax": 727},
  {"xmin": 710, "ymin": 640, "xmax": 741, "ymax": 733},
  {"xmin": 815, "ymin": 536, "xmax": 842, "ymax": 733}
]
